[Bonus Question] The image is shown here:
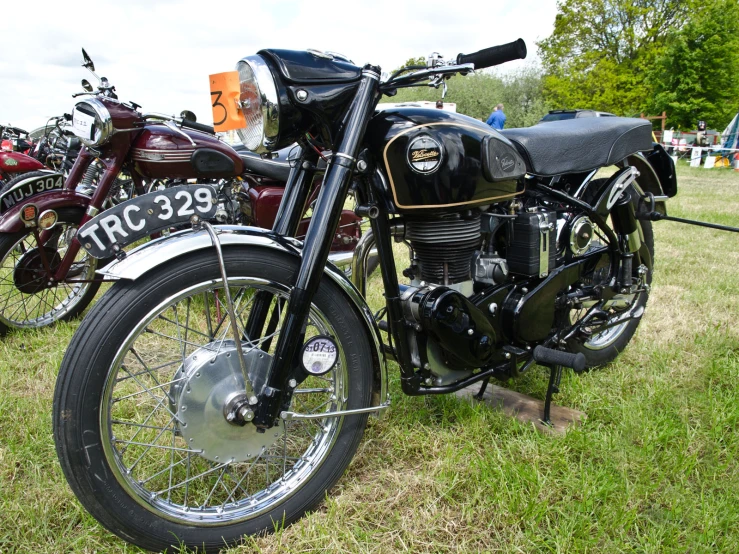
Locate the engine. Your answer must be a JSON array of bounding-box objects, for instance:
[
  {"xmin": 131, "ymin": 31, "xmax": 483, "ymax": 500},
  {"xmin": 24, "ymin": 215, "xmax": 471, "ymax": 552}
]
[
  {"xmin": 398, "ymin": 205, "xmax": 562, "ymax": 384},
  {"xmin": 405, "ymin": 213, "xmax": 481, "ymax": 286}
]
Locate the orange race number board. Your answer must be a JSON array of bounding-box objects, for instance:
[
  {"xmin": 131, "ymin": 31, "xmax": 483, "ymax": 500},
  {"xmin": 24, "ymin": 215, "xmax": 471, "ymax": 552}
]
[{"xmin": 209, "ymin": 71, "xmax": 246, "ymax": 132}]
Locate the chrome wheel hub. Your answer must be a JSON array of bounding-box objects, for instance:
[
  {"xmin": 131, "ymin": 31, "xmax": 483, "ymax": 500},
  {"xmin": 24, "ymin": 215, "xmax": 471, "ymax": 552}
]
[{"xmin": 170, "ymin": 341, "xmax": 283, "ymax": 463}]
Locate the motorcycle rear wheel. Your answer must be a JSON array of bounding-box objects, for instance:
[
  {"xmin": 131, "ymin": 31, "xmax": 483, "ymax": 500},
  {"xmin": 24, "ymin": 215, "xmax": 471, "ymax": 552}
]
[
  {"xmin": 53, "ymin": 247, "xmax": 374, "ymax": 553},
  {"xmin": 566, "ymin": 182, "xmax": 654, "ymax": 368},
  {"xmin": 0, "ymin": 207, "xmax": 100, "ymax": 335}
]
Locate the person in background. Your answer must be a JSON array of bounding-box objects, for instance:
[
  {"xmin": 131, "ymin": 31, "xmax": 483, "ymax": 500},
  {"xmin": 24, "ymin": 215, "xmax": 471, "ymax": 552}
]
[{"xmin": 486, "ymin": 103, "xmax": 506, "ymax": 130}]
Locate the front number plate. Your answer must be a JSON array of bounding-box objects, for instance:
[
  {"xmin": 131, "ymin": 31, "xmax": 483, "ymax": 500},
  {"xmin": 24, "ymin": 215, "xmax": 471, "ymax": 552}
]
[
  {"xmin": 77, "ymin": 185, "xmax": 218, "ymax": 259},
  {"xmin": 0, "ymin": 172, "xmax": 64, "ymax": 214}
]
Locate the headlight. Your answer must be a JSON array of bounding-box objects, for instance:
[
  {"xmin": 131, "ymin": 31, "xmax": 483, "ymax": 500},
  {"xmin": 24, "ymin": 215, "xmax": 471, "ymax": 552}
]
[
  {"xmin": 236, "ymin": 55, "xmax": 280, "ymax": 153},
  {"xmin": 71, "ymin": 98, "xmax": 113, "ymax": 147}
]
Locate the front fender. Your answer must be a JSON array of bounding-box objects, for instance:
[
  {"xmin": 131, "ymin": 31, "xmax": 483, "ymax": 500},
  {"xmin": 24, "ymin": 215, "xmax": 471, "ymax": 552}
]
[
  {"xmin": 0, "ymin": 190, "xmax": 91, "ymax": 233},
  {"xmin": 98, "ymin": 225, "xmax": 389, "ymax": 408}
]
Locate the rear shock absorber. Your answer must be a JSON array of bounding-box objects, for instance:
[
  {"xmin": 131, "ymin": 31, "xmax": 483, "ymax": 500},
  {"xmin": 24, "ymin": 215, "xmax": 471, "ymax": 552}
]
[{"xmin": 611, "ymin": 191, "xmax": 641, "ymax": 290}]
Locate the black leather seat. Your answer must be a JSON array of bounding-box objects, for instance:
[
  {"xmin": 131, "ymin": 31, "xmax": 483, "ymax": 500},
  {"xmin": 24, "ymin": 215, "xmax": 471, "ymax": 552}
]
[
  {"xmin": 232, "ymin": 144, "xmax": 295, "ymax": 182},
  {"xmin": 501, "ymin": 117, "xmax": 653, "ymax": 176},
  {"xmin": 233, "ymin": 143, "xmax": 331, "ymax": 182}
]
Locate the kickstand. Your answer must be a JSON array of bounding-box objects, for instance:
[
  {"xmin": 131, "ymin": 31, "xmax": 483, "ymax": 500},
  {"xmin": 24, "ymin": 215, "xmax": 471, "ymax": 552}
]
[
  {"xmin": 542, "ymin": 365, "xmax": 563, "ymax": 426},
  {"xmin": 474, "ymin": 377, "xmax": 490, "ymax": 400}
]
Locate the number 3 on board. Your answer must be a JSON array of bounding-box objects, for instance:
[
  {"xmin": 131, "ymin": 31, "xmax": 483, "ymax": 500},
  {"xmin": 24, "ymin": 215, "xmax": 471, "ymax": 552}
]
[{"xmin": 208, "ymin": 71, "xmax": 246, "ymax": 132}]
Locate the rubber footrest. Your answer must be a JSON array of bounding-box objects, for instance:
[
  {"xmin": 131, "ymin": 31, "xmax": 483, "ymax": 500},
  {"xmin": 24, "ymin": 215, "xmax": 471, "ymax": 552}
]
[{"xmin": 533, "ymin": 346, "xmax": 586, "ymax": 373}]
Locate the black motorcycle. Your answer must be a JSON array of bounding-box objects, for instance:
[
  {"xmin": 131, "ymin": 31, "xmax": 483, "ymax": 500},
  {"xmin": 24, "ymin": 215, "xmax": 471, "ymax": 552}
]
[{"xmin": 53, "ymin": 39, "xmax": 676, "ymax": 552}]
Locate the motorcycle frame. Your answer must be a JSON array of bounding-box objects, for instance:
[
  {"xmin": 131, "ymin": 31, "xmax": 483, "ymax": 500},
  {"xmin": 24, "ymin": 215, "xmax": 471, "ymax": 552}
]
[{"xmin": 243, "ymin": 63, "xmax": 657, "ymax": 426}]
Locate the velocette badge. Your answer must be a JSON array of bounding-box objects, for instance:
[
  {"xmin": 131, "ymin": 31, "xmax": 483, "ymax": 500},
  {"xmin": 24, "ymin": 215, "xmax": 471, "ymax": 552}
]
[{"xmin": 406, "ymin": 135, "xmax": 443, "ymax": 174}]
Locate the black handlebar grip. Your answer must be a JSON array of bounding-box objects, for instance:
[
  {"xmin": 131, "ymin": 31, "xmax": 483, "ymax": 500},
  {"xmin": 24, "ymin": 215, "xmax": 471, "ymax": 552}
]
[
  {"xmin": 456, "ymin": 38, "xmax": 527, "ymax": 70},
  {"xmin": 180, "ymin": 119, "xmax": 215, "ymax": 134},
  {"xmin": 533, "ymin": 346, "xmax": 587, "ymax": 373}
]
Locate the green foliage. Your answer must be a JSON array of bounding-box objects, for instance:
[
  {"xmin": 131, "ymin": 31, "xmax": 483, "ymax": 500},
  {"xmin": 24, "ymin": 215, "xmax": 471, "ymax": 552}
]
[
  {"xmin": 647, "ymin": 0, "xmax": 739, "ymax": 130},
  {"xmin": 380, "ymin": 66, "xmax": 550, "ymax": 128},
  {"xmin": 538, "ymin": 0, "xmax": 688, "ymax": 115}
]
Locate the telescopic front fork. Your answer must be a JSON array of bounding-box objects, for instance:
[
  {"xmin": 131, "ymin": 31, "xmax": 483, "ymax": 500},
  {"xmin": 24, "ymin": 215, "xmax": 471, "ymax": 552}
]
[{"xmin": 250, "ymin": 68, "xmax": 382, "ymax": 429}]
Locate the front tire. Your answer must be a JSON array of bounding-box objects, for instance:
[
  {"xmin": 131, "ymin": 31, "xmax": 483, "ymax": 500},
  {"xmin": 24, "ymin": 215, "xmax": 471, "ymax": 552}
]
[
  {"xmin": 54, "ymin": 247, "xmax": 374, "ymax": 553},
  {"xmin": 0, "ymin": 206, "xmax": 100, "ymax": 335}
]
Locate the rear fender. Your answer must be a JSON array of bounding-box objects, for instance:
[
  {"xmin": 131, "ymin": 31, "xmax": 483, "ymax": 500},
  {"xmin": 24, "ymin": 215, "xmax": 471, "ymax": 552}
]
[
  {"xmin": 0, "ymin": 190, "xmax": 91, "ymax": 233},
  {"xmin": 98, "ymin": 225, "xmax": 388, "ymax": 407},
  {"xmin": 622, "ymin": 144, "xmax": 676, "ymax": 215}
]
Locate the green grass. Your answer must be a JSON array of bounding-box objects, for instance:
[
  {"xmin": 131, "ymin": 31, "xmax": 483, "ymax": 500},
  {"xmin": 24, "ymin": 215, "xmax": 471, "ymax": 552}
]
[{"xmin": 1, "ymin": 162, "xmax": 738, "ymax": 553}]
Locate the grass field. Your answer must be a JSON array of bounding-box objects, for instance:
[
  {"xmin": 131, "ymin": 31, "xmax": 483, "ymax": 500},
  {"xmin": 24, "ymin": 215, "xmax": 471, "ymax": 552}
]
[{"xmin": 1, "ymin": 163, "xmax": 738, "ymax": 553}]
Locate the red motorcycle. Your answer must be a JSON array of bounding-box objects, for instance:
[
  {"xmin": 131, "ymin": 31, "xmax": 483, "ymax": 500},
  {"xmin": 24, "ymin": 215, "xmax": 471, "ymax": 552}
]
[
  {"xmin": 0, "ymin": 49, "xmax": 363, "ymax": 335},
  {"xmin": 0, "ymin": 125, "xmax": 47, "ymax": 184}
]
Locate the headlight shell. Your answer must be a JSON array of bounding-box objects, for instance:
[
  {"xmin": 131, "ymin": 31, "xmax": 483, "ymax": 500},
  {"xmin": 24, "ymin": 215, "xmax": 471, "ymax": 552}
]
[
  {"xmin": 71, "ymin": 98, "xmax": 113, "ymax": 147},
  {"xmin": 236, "ymin": 55, "xmax": 281, "ymax": 153}
]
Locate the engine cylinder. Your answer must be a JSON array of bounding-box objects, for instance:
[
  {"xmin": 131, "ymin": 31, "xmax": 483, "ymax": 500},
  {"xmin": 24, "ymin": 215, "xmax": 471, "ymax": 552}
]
[{"xmin": 406, "ymin": 214, "xmax": 481, "ymax": 284}]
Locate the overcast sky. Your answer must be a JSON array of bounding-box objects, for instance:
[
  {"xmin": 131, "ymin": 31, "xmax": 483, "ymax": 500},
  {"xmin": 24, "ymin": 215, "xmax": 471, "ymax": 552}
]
[{"xmin": 0, "ymin": 0, "xmax": 558, "ymax": 132}]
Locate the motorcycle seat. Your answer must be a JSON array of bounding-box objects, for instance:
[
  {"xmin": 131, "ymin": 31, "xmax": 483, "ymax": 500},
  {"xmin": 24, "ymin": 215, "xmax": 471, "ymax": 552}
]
[
  {"xmin": 232, "ymin": 144, "xmax": 296, "ymax": 182},
  {"xmin": 501, "ymin": 117, "xmax": 652, "ymax": 176},
  {"xmin": 234, "ymin": 143, "xmax": 330, "ymax": 182}
]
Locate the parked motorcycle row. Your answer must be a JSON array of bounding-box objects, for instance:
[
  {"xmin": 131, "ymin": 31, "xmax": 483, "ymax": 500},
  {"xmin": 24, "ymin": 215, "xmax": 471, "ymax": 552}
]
[
  {"xmin": 0, "ymin": 49, "xmax": 364, "ymax": 335},
  {"xmin": 5, "ymin": 40, "xmax": 680, "ymax": 552}
]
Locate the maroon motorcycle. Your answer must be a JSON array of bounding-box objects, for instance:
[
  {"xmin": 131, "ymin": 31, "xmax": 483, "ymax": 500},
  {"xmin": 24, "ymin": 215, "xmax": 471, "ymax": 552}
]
[
  {"xmin": 0, "ymin": 49, "xmax": 363, "ymax": 335},
  {"xmin": 0, "ymin": 125, "xmax": 47, "ymax": 185}
]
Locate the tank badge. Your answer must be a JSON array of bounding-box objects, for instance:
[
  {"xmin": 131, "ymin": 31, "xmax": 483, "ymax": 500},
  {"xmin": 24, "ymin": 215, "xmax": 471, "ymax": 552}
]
[
  {"xmin": 4, "ymin": 158, "xmax": 18, "ymax": 167},
  {"xmin": 499, "ymin": 155, "xmax": 516, "ymax": 173},
  {"xmin": 407, "ymin": 135, "xmax": 443, "ymax": 174}
]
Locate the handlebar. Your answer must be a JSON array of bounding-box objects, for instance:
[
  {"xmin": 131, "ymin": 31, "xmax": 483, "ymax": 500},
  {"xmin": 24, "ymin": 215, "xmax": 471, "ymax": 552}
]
[
  {"xmin": 180, "ymin": 119, "xmax": 215, "ymax": 134},
  {"xmin": 456, "ymin": 39, "xmax": 527, "ymax": 70},
  {"xmin": 142, "ymin": 113, "xmax": 216, "ymax": 135}
]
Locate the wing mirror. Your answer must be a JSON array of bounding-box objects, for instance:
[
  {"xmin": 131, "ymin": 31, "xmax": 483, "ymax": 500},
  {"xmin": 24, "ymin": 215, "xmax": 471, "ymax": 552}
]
[{"xmin": 81, "ymin": 48, "xmax": 95, "ymax": 72}]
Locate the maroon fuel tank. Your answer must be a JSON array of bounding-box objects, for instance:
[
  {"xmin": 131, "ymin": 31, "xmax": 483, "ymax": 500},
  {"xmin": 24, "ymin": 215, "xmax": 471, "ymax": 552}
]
[
  {"xmin": 131, "ymin": 125, "xmax": 244, "ymax": 180},
  {"xmin": 0, "ymin": 151, "xmax": 45, "ymax": 174}
]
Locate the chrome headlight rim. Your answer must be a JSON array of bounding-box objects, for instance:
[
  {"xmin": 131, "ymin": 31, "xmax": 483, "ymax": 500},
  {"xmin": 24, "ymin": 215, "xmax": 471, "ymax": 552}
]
[
  {"xmin": 236, "ymin": 54, "xmax": 280, "ymax": 153},
  {"xmin": 73, "ymin": 98, "xmax": 113, "ymax": 147}
]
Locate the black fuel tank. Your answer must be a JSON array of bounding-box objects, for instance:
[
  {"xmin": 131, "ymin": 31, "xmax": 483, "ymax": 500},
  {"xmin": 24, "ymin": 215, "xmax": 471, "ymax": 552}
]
[{"xmin": 366, "ymin": 108, "xmax": 525, "ymax": 213}]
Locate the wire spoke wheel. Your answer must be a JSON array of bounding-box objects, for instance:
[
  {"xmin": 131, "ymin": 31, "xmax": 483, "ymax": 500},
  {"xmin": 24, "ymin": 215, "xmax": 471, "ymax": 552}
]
[
  {"xmin": 103, "ymin": 278, "xmax": 347, "ymax": 523},
  {"xmin": 54, "ymin": 248, "xmax": 373, "ymax": 552},
  {"xmin": 0, "ymin": 212, "xmax": 98, "ymax": 333}
]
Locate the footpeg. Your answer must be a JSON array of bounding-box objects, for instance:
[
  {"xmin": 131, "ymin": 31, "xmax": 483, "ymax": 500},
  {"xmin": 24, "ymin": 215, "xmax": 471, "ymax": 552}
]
[{"xmin": 533, "ymin": 346, "xmax": 586, "ymax": 373}]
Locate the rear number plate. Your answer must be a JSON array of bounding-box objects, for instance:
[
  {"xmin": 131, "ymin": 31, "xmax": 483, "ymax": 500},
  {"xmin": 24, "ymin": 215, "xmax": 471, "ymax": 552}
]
[{"xmin": 77, "ymin": 185, "xmax": 218, "ymax": 258}]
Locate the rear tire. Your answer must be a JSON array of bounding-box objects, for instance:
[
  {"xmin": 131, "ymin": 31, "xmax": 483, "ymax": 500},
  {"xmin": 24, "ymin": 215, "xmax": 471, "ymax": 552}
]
[
  {"xmin": 54, "ymin": 247, "xmax": 374, "ymax": 553},
  {"xmin": 565, "ymin": 181, "xmax": 654, "ymax": 368}
]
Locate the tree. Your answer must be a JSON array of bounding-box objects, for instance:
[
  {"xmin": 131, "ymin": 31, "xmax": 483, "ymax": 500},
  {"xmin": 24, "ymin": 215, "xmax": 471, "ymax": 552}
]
[
  {"xmin": 538, "ymin": 0, "xmax": 688, "ymax": 115},
  {"xmin": 647, "ymin": 0, "xmax": 739, "ymax": 130},
  {"xmin": 380, "ymin": 66, "xmax": 550, "ymax": 128}
]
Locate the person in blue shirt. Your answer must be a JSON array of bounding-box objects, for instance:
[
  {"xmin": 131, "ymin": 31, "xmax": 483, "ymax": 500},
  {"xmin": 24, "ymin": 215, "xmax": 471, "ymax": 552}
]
[{"xmin": 486, "ymin": 103, "xmax": 506, "ymax": 130}]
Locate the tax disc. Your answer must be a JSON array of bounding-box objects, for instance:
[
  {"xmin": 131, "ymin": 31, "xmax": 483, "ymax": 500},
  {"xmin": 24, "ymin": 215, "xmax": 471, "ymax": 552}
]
[{"xmin": 301, "ymin": 335, "xmax": 338, "ymax": 376}]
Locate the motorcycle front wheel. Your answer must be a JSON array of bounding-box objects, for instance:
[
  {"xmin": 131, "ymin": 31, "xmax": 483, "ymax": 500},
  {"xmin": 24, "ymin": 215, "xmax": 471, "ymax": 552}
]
[
  {"xmin": 0, "ymin": 207, "xmax": 100, "ymax": 335},
  {"xmin": 53, "ymin": 247, "xmax": 374, "ymax": 553}
]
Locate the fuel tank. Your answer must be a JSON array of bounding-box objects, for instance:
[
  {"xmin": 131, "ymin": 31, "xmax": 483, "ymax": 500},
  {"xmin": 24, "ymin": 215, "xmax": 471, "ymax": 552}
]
[
  {"xmin": 0, "ymin": 151, "xmax": 45, "ymax": 174},
  {"xmin": 131, "ymin": 125, "xmax": 244, "ymax": 180},
  {"xmin": 366, "ymin": 108, "xmax": 525, "ymax": 213}
]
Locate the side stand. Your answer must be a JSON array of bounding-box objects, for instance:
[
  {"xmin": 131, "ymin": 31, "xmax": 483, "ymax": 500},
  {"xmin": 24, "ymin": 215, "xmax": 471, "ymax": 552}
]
[{"xmin": 542, "ymin": 364, "xmax": 563, "ymax": 426}]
